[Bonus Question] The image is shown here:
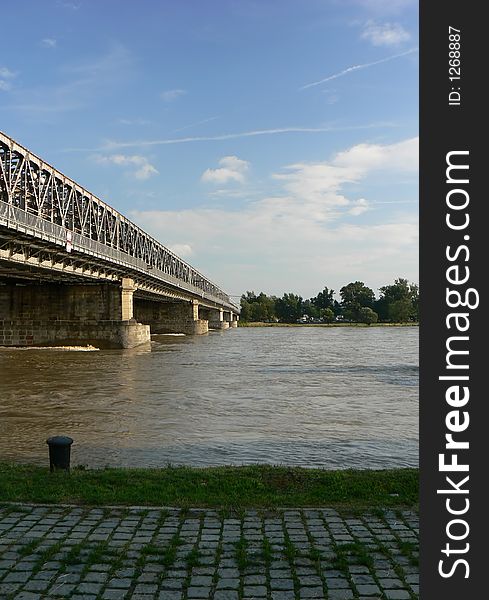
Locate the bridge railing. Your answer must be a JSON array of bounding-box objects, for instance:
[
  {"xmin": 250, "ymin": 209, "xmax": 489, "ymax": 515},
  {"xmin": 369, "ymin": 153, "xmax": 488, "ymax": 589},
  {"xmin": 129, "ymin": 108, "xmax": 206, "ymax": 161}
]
[{"xmin": 0, "ymin": 199, "xmax": 238, "ymax": 310}]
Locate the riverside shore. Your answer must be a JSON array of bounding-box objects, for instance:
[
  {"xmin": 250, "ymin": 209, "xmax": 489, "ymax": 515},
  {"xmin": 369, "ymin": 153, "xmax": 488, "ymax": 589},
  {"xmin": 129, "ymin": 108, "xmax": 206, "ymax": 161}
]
[
  {"xmin": 237, "ymin": 322, "xmax": 418, "ymax": 328},
  {"xmin": 0, "ymin": 465, "xmax": 418, "ymax": 510}
]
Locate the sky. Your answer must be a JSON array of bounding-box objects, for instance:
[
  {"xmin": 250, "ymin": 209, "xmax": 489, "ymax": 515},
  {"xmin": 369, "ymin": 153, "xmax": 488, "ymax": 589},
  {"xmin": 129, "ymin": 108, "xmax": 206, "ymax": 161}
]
[{"xmin": 0, "ymin": 0, "xmax": 418, "ymax": 301}]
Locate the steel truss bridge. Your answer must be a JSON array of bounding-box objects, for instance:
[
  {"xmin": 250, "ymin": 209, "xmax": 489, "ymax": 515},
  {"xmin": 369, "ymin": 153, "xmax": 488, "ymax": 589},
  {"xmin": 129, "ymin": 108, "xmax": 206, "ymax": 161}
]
[{"xmin": 0, "ymin": 131, "xmax": 238, "ymax": 312}]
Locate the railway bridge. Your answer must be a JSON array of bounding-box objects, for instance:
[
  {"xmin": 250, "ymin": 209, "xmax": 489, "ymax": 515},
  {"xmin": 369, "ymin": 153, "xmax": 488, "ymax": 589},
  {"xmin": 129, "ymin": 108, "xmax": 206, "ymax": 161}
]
[{"xmin": 0, "ymin": 131, "xmax": 239, "ymax": 348}]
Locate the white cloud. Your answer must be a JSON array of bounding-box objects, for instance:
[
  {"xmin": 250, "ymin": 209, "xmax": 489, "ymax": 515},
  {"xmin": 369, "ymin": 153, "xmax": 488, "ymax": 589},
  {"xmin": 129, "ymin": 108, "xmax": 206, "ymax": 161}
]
[
  {"xmin": 201, "ymin": 156, "xmax": 250, "ymax": 184},
  {"xmin": 361, "ymin": 21, "xmax": 411, "ymax": 46},
  {"xmin": 168, "ymin": 244, "xmax": 193, "ymax": 258},
  {"xmin": 0, "ymin": 66, "xmax": 15, "ymax": 92},
  {"xmin": 130, "ymin": 137, "xmax": 418, "ymax": 296},
  {"xmin": 348, "ymin": 198, "xmax": 370, "ymax": 216},
  {"xmin": 0, "ymin": 67, "xmax": 14, "ymax": 78},
  {"xmin": 160, "ymin": 89, "xmax": 187, "ymax": 102},
  {"xmin": 41, "ymin": 38, "xmax": 57, "ymax": 48},
  {"xmin": 333, "ymin": 137, "xmax": 418, "ymax": 172},
  {"xmin": 95, "ymin": 154, "xmax": 158, "ymax": 180}
]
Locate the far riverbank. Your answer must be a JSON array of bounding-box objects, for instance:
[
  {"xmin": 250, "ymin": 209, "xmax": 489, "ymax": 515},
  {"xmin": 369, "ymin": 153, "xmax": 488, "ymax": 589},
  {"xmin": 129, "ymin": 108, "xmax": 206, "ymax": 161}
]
[{"xmin": 238, "ymin": 321, "xmax": 419, "ymax": 328}]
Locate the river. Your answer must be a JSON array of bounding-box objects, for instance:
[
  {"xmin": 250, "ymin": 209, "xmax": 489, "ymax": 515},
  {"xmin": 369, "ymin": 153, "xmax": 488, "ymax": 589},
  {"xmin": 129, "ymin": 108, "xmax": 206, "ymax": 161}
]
[{"xmin": 0, "ymin": 326, "xmax": 418, "ymax": 469}]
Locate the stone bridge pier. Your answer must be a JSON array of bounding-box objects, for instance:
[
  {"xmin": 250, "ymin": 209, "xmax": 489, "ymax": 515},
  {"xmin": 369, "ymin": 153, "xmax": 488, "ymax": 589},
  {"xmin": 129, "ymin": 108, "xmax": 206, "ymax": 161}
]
[
  {"xmin": 0, "ymin": 277, "xmax": 150, "ymax": 349},
  {"xmin": 133, "ymin": 297, "xmax": 208, "ymax": 336},
  {"xmin": 199, "ymin": 307, "xmax": 228, "ymax": 330},
  {"xmin": 0, "ymin": 277, "xmax": 237, "ymax": 348}
]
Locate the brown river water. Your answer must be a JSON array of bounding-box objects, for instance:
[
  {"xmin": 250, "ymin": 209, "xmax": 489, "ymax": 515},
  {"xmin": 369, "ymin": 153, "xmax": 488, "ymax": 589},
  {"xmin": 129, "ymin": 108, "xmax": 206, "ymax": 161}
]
[{"xmin": 0, "ymin": 326, "xmax": 418, "ymax": 469}]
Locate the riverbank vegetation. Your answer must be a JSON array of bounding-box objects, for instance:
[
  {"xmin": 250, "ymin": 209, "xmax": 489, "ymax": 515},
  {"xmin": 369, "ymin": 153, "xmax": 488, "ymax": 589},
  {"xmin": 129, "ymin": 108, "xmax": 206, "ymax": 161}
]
[
  {"xmin": 240, "ymin": 278, "xmax": 419, "ymax": 325},
  {"xmin": 0, "ymin": 464, "xmax": 418, "ymax": 510}
]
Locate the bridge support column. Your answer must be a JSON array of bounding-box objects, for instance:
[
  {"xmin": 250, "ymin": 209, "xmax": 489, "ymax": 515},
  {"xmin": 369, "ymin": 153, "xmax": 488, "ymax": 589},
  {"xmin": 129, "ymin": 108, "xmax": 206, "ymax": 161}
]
[
  {"xmin": 133, "ymin": 299, "xmax": 208, "ymax": 335},
  {"xmin": 228, "ymin": 311, "xmax": 238, "ymax": 327},
  {"xmin": 0, "ymin": 281, "xmax": 150, "ymax": 349},
  {"xmin": 121, "ymin": 278, "xmax": 135, "ymax": 321},
  {"xmin": 207, "ymin": 308, "xmax": 229, "ymax": 330}
]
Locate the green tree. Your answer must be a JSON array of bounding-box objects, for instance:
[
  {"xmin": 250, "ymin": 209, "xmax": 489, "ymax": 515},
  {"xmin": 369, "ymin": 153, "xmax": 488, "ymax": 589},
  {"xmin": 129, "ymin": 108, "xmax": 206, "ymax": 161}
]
[
  {"xmin": 377, "ymin": 278, "xmax": 419, "ymax": 322},
  {"xmin": 312, "ymin": 287, "xmax": 335, "ymax": 310},
  {"xmin": 302, "ymin": 299, "xmax": 319, "ymax": 319},
  {"xmin": 358, "ymin": 306, "xmax": 378, "ymax": 325},
  {"xmin": 340, "ymin": 281, "xmax": 376, "ymax": 321},
  {"xmin": 388, "ymin": 298, "xmax": 414, "ymax": 323},
  {"xmin": 320, "ymin": 307, "xmax": 335, "ymax": 323},
  {"xmin": 275, "ymin": 293, "xmax": 303, "ymax": 323},
  {"xmin": 240, "ymin": 291, "xmax": 277, "ymax": 322}
]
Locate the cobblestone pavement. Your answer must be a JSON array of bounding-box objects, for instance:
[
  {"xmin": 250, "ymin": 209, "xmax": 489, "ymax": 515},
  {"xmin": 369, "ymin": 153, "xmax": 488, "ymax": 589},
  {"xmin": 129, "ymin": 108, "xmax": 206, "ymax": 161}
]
[{"xmin": 0, "ymin": 505, "xmax": 418, "ymax": 600}]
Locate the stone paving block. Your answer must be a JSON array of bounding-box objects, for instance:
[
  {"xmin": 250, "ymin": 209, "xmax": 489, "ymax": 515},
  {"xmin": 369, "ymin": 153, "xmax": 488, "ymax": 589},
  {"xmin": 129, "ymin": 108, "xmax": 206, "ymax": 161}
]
[
  {"xmin": 300, "ymin": 587, "xmax": 326, "ymax": 598},
  {"xmin": 216, "ymin": 577, "xmax": 239, "ymax": 589},
  {"xmin": 3, "ymin": 572, "xmax": 31, "ymax": 583},
  {"xmin": 161, "ymin": 578, "xmax": 185, "ymax": 590},
  {"xmin": 48, "ymin": 582, "xmax": 76, "ymax": 596},
  {"xmin": 244, "ymin": 574, "xmax": 266, "ymax": 585},
  {"xmin": 326, "ymin": 590, "xmax": 356, "ymax": 600},
  {"xmin": 383, "ymin": 591, "xmax": 411, "ymax": 599},
  {"xmin": 84, "ymin": 570, "xmax": 109, "ymax": 582},
  {"xmin": 133, "ymin": 583, "xmax": 159, "ymax": 594},
  {"xmin": 108, "ymin": 577, "xmax": 133, "ymax": 588},
  {"xmin": 378, "ymin": 577, "xmax": 404, "ymax": 589},
  {"xmin": 213, "ymin": 591, "xmax": 239, "ymax": 600},
  {"xmin": 356, "ymin": 583, "xmax": 382, "ymax": 595},
  {"xmin": 270, "ymin": 592, "xmax": 296, "ymax": 600},
  {"xmin": 102, "ymin": 589, "xmax": 129, "ymax": 599},
  {"xmin": 186, "ymin": 587, "xmax": 211, "ymax": 598},
  {"xmin": 243, "ymin": 585, "xmax": 268, "ymax": 597},
  {"xmin": 74, "ymin": 581, "xmax": 104, "ymax": 594},
  {"xmin": 270, "ymin": 578, "xmax": 295, "ymax": 590},
  {"xmin": 158, "ymin": 592, "xmax": 184, "ymax": 600}
]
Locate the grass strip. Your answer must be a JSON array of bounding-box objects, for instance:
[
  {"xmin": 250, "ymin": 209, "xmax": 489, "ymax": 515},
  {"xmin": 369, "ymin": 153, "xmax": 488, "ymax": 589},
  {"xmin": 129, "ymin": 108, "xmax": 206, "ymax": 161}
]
[{"xmin": 0, "ymin": 464, "xmax": 418, "ymax": 509}]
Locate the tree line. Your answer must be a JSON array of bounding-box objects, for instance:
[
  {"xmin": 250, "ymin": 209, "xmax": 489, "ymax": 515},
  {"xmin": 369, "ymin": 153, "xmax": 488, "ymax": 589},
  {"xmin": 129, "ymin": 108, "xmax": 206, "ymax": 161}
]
[{"xmin": 240, "ymin": 278, "xmax": 419, "ymax": 324}]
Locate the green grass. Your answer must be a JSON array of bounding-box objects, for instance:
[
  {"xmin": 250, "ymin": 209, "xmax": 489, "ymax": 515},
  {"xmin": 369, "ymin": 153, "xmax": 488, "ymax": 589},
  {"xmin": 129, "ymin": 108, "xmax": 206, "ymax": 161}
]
[{"xmin": 0, "ymin": 463, "xmax": 418, "ymax": 510}]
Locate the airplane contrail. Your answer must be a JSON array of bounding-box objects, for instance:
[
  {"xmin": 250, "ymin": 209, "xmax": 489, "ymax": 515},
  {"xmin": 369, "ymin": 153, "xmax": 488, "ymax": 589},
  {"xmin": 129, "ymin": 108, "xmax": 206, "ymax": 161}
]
[{"xmin": 299, "ymin": 47, "xmax": 418, "ymax": 91}]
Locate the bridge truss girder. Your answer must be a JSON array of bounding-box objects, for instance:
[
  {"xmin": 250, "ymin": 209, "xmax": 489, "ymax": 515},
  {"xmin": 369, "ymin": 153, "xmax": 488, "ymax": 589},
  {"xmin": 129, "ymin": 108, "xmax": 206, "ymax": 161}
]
[{"xmin": 0, "ymin": 131, "xmax": 238, "ymax": 312}]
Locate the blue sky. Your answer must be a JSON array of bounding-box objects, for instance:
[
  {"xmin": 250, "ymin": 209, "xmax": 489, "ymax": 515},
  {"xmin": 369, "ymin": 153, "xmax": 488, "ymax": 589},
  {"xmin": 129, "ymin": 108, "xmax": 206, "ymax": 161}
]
[{"xmin": 0, "ymin": 0, "xmax": 418, "ymax": 300}]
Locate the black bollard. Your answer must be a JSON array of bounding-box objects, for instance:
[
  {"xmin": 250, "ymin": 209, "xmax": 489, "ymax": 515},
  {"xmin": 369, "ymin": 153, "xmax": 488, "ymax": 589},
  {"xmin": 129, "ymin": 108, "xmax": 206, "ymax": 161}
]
[{"xmin": 46, "ymin": 436, "xmax": 73, "ymax": 472}]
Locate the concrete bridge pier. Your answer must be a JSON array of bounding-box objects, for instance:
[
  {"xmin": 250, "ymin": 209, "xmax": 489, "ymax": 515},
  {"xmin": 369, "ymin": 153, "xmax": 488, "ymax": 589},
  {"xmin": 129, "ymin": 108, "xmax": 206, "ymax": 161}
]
[
  {"xmin": 224, "ymin": 310, "xmax": 239, "ymax": 328},
  {"xmin": 0, "ymin": 278, "xmax": 150, "ymax": 349},
  {"xmin": 134, "ymin": 298, "xmax": 208, "ymax": 336},
  {"xmin": 204, "ymin": 307, "xmax": 229, "ymax": 330}
]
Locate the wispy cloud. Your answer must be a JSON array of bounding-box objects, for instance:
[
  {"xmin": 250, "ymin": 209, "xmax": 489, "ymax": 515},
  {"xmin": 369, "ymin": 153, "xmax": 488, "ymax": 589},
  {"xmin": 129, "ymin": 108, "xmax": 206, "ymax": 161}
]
[
  {"xmin": 94, "ymin": 154, "xmax": 158, "ymax": 180},
  {"xmin": 4, "ymin": 43, "xmax": 132, "ymax": 115},
  {"xmin": 0, "ymin": 66, "xmax": 15, "ymax": 91},
  {"xmin": 118, "ymin": 117, "xmax": 151, "ymax": 126},
  {"xmin": 57, "ymin": 1, "xmax": 81, "ymax": 9},
  {"xmin": 299, "ymin": 47, "xmax": 417, "ymax": 90},
  {"xmin": 354, "ymin": 0, "xmax": 415, "ymax": 14},
  {"xmin": 71, "ymin": 122, "xmax": 395, "ymax": 152},
  {"xmin": 160, "ymin": 89, "xmax": 187, "ymax": 102},
  {"xmin": 202, "ymin": 156, "xmax": 250, "ymax": 185},
  {"xmin": 41, "ymin": 38, "xmax": 57, "ymax": 48},
  {"xmin": 361, "ymin": 21, "xmax": 410, "ymax": 46},
  {"xmin": 173, "ymin": 116, "xmax": 219, "ymax": 133}
]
